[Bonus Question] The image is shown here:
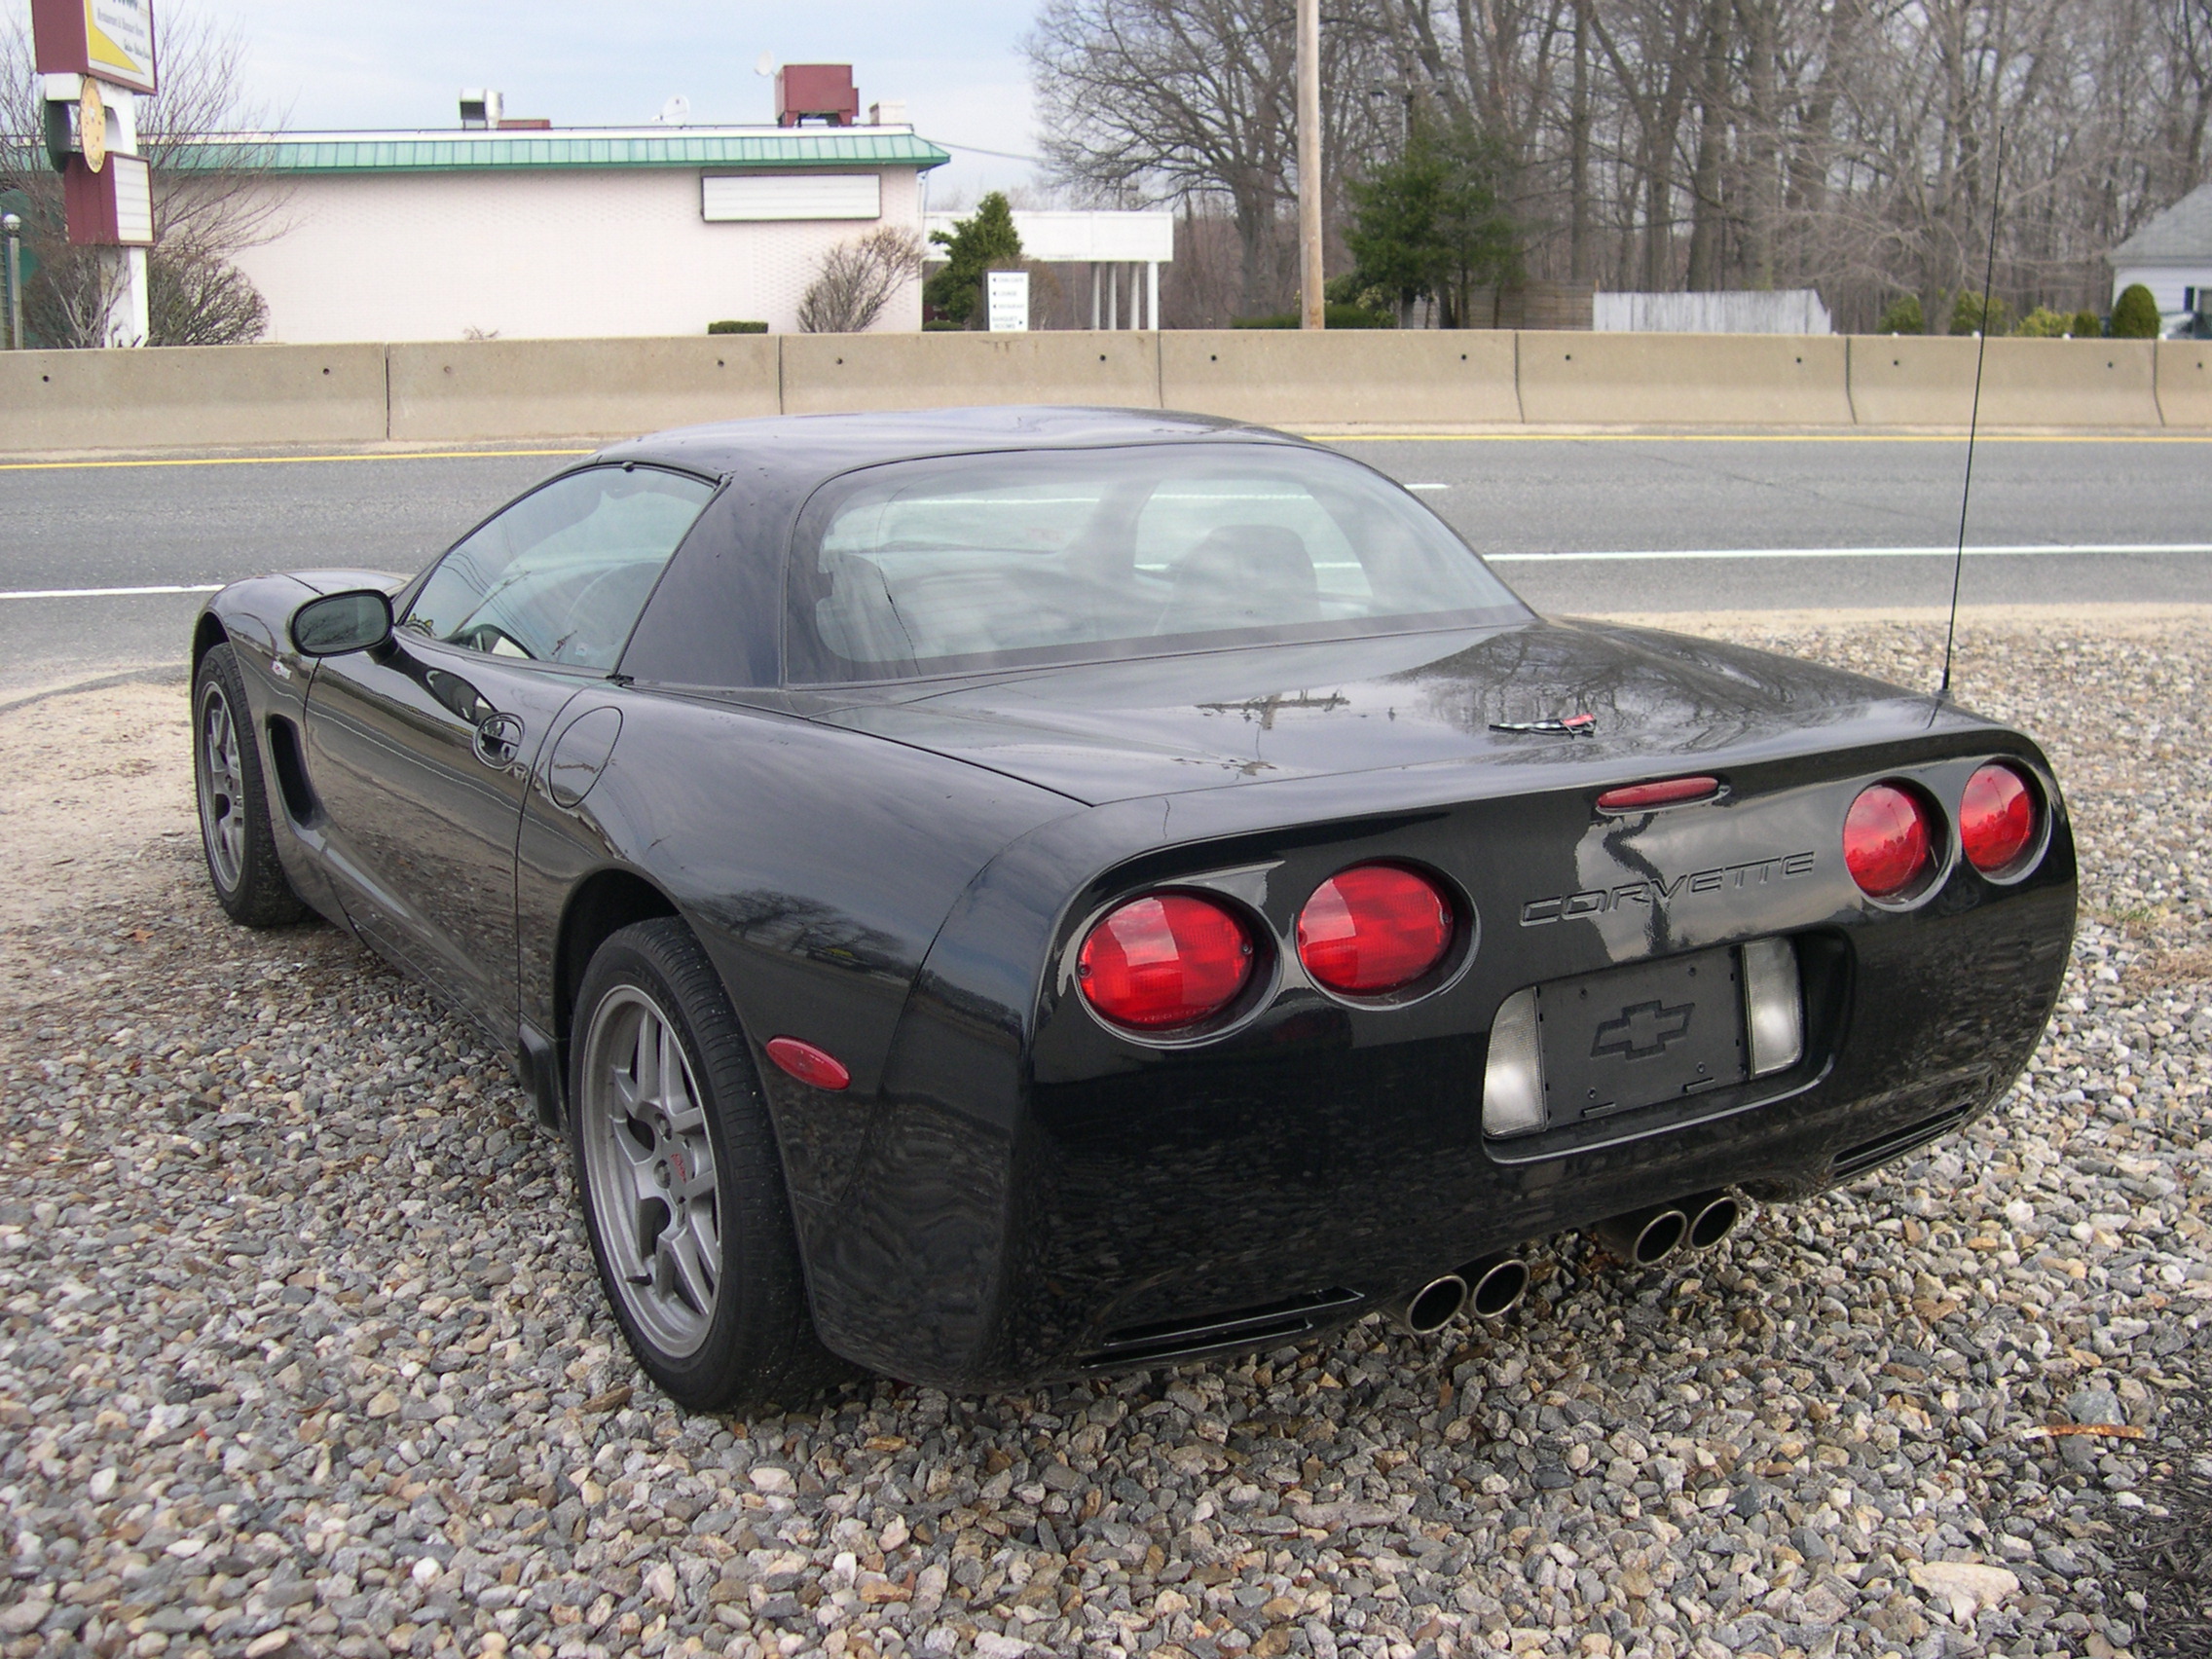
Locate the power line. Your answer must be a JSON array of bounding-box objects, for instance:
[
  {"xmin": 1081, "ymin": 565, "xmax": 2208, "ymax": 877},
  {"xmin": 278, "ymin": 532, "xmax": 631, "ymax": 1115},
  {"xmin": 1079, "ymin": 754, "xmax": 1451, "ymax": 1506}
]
[{"xmin": 931, "ymin": 139, "xmax": 1044, "ymax": 165}]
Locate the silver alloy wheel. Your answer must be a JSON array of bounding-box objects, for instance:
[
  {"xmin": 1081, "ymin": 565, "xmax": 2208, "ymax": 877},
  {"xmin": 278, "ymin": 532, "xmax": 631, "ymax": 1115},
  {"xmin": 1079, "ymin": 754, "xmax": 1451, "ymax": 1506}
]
[
  {"xmin": 197, "ymin": 682, "xmax": 246, "ymax": 891},
  {"xmin": 578, "ymin": 985, "xmax": 722, "ymax": 1356}
]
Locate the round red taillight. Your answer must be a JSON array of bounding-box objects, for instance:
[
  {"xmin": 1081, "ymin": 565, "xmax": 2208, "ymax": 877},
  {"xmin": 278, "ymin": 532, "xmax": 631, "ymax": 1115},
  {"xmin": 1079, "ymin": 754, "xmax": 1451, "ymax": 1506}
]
[
  {"xmin": 1077, "ymin": 893, "xmax": 1255, "ymax": 1030},
  {"xmin": 1296, "ymin": 864, "xmax": 1455, "ymax": 996},
  {"xmin": 1843, "ymin": 783, "xmax": 1937, "ymax": 900},
  {"xmin": 1960, "ymin": 763, "xmax": 2038, "ymax": 873}
]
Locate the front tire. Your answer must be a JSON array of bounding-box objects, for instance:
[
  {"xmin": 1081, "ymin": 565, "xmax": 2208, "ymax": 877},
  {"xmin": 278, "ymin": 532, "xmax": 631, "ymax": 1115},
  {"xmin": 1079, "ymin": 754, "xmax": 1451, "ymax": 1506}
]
[
  {"xmin": 569, "ymin": 918, "xmax": 855, "ymax": 1411},
  {"xmin": 193, "ymin": 644, "xmax": 310, "ymax": 929}
]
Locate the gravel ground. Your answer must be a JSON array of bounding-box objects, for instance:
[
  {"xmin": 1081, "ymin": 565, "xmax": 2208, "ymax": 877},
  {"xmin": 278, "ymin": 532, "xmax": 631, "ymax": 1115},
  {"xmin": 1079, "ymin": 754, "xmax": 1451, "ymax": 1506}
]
[{"xmin": 0, "ymin": 608, "xmax": 2206, "ymax": 1659}]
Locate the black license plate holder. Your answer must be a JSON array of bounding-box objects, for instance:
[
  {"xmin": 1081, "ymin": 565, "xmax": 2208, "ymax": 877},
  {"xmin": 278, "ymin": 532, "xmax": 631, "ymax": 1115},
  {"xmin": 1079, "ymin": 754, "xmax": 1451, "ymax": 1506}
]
[{"xmin": 1538, "ymin": 945, "xmax": 1748, "ymax": 1122}]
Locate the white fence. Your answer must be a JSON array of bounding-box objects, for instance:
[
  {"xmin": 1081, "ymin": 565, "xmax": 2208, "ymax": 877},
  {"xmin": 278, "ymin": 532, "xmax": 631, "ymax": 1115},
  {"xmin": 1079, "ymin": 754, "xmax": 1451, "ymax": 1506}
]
[{"xmin": 1594, "ymin": 289, "xmax": 1833, "ymax": 334}]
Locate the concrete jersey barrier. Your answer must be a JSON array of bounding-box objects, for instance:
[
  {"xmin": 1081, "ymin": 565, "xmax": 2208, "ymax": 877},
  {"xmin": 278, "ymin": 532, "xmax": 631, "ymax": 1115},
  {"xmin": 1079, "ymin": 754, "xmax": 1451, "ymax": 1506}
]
[
  {"xmin": 387, "ymin": 336, "xmax": 779, "ymax": 443},
  {"xmin": 1, "ymin": 329, "xmax": 2202, "ymax": 455},
  {"xmin": 1973, "ymin": 338, "xmax": 2158, "ymax": 427},
  {"xmin": 780, "ymin": 332, "xmax": 1160, "ymax": 416},
  {"xmin": 1516, "ymin": 331, "xmax": 1853, "ymax": 425},
  {"xmin": 1846, "ymin": 337, "xmax": 1979, "ymax": 426},
  {"xmin": 1160, "ymin": 331, "xmax": 1519, "ymax": 425},
  {"xmin": 2155, "ymin": 340, "xmax": 2212, "ymax": 425},
  {"xmin": 1849, "ymin": 336, "xmax": 2162, "ymax": 427},
  {"xmin": 0, "ymin": 342, "xmax": 387, "ymax": 452}
]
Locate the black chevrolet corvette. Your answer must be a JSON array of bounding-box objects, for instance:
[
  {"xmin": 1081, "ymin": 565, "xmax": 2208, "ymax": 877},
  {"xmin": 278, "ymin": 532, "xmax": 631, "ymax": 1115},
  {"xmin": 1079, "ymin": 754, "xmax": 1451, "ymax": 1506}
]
[{"xmin": 190, "ymin": 407, "xmax": 2075, "ymax": 1408}]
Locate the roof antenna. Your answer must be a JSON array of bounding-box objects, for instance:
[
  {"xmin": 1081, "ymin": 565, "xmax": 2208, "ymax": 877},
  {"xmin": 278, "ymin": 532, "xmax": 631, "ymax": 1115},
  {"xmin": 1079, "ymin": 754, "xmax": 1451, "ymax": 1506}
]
[{"xmin": 1939, "ymin": 124, "xmax": 2004, "ymax": 703}]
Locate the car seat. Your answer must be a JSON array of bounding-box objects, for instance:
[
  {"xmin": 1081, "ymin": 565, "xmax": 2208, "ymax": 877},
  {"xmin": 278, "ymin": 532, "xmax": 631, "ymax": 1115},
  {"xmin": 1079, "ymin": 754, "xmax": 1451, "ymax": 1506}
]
[{"xmin": 1166, "ymin": 524, "xmax": 1322, "ymax": 632}]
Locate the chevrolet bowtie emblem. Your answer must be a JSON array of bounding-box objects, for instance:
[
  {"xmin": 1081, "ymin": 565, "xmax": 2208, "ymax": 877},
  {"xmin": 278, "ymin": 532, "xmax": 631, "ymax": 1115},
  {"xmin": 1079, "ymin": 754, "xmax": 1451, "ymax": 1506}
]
[
  {"xmin": 1591, "ymin": 998, "xmax": 1694, "ymax": 1060},
  {"xmin": 1491, "ymin": 713, "xmax": 1596, "ymax": 736}
]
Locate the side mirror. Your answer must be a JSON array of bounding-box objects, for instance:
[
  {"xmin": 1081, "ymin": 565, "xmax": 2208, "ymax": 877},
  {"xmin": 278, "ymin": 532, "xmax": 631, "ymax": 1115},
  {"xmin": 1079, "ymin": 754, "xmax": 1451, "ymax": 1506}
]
[{"xmin": 290, "ymin": 589, "xmax": 393, "ymax": 657}]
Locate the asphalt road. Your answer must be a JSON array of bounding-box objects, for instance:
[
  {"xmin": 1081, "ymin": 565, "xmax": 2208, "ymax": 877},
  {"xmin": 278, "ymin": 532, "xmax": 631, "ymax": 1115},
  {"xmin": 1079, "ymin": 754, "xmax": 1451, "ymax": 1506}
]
[{"xmin": 3, "ymin": 434, "xmax": 2207, "ymax": 697}]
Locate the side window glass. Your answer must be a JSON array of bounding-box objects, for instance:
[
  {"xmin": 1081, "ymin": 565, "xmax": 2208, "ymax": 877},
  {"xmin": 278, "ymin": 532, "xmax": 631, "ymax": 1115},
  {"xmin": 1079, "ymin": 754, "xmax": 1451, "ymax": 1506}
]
[{"xmin": 404, "ymin": 466, "xmax": 716, "ymax": 669}]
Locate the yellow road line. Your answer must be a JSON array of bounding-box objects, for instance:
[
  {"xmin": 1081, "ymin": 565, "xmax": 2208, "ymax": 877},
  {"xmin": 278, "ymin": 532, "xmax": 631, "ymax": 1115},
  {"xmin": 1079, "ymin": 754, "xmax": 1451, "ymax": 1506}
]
[
  {"xmin": 5, "ymin": 433, "xmax": 2208, "ymax": 472},
  {"xmin": 0, "ymin": 447, "xmax": 595, "ymax": 473},
  {"xmin": 1311, "ymin": 431, "xmax": 2212, "ymax": 443}
]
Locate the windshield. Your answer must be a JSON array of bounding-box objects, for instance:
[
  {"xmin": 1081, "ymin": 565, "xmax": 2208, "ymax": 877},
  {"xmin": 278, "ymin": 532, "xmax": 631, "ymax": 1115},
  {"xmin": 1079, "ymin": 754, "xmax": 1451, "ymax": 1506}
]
[{"xmin": 784, "ymin": 443, "xmax": 1528, "ymax": 683}]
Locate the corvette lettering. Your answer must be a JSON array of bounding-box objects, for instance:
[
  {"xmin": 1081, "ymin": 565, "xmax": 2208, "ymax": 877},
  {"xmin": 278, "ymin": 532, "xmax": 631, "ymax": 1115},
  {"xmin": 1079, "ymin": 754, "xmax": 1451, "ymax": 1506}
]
[{"xmin": 1521, "ymin": 850, "xmax": 1817, "ymax": 925}]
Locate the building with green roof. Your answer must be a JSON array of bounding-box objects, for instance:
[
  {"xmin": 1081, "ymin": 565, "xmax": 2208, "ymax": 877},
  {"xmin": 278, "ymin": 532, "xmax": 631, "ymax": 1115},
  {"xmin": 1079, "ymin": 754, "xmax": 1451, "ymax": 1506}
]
[{"xmin": 206, "ymin": 123, "xmax": 950, "ymax": 343}]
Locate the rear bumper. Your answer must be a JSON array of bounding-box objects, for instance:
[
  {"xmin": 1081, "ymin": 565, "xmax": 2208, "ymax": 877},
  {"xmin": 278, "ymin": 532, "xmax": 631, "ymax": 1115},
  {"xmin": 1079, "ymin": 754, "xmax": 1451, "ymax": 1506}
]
[
  {"xmin": 1014, "ymin": 890, "xmax": 2067, "ymax": 1377},
  {"xmin": 791, "ymin": 742, "xmax": 2077, "ymax": 1391}
]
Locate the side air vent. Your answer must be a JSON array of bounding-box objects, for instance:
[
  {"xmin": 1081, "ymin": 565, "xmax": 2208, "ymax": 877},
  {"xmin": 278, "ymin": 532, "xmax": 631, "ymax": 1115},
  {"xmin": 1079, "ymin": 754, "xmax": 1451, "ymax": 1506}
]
[
  {"xmin": 265, "ymin": 716, "xmax": 319, "ymax": 825},
  {"xmin": 1831, "ymin": 1106, "xmax": 1972, "ymax": 1182},
  {"xmin": 1084, "ymin": 1290, "xmax": 1363, "ymax": 1368}
]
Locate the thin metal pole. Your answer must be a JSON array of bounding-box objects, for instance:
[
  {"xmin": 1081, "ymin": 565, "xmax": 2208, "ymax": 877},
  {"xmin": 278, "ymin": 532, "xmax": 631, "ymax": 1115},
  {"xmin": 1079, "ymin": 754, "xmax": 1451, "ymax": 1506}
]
[
  {"xmin": 1090, "ymin": 263, "xmax": 1100, "ymax": 331},
  {"xmin": 1298, "ymin": 0, "xmax": 1323, "ymax": 329},
  {"xmin": 3, "ymin": 217, "xmax": 20, "ymax": 352},
  {"xmin": 1147, "ymin": 261, "xmax": 1159, "ymax": 330}
]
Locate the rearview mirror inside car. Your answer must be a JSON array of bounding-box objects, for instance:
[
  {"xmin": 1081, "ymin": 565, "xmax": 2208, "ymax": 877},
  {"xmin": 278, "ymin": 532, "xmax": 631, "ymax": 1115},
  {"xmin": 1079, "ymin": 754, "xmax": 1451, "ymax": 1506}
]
[{"xmin": 290, "ymin": 589, "xmax": 393, "ymax": 657}]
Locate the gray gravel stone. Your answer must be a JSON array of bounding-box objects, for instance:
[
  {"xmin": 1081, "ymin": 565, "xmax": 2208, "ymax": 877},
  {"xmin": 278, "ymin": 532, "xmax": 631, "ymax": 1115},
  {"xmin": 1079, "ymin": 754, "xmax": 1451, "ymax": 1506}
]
[{"xmin": 0, "ymin": 614, "xmax": 2204, "ymax": 1659}]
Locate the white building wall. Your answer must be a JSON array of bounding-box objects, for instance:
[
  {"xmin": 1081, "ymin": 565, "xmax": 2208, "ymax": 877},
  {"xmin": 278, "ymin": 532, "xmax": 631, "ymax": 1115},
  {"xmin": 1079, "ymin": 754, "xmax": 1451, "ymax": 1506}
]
[
  {"xmin": 232, "ymin": 166, "xmax": 925, "ymax": 343},
  {"xmin": 2110, "ymin": 264, "xmax": 2211, "ymax": 313}
]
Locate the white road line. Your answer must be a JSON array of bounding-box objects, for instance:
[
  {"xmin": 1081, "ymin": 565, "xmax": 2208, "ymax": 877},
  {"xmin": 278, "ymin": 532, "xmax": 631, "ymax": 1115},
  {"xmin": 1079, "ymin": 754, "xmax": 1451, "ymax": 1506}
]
[
  {"xmin": 0, "ymin": 583, "xmax": 226, "ymax": 601},
  {"xmin": 1485, "ymin": 542, "xmax": 2212, "ymax": 563},
  {"xmin": 1, "ymin": 542, "xmax": 2203, "ymax": 599},
  {"xmin": 1406, "ymin": 482, "xmax": 1451, "ymax": 491}
]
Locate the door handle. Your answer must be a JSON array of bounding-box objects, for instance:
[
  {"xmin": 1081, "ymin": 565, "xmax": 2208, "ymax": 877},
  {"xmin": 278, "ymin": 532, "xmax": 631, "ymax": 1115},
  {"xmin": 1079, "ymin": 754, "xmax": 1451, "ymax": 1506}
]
[{"xmin": 473, "ymin": 712, "xmax": 525, "ymax": 767}]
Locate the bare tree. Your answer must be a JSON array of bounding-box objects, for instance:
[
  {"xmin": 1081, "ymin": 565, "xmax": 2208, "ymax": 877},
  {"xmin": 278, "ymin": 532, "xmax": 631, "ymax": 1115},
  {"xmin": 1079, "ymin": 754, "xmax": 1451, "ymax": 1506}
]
[
  {"xmin": 797, "ymin": 227, "xmax": 927, "ymax": 334},
  {"xmin": 1, "ymin": 3, "xmax": 284, "ymax": 346},
  {"xmin": 1026, "ymin": 0, "xmax": 1396, "ymax": 317},
  {"xmin": 1034, "ymin": 0, "xmax": 2212, "ymax": 330}
]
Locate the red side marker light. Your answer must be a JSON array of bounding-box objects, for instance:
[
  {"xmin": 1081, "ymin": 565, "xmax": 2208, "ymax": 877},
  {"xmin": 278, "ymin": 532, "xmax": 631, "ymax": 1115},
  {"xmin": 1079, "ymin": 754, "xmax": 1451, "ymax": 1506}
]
[
  {"xmin": 1297, "ymin": 864, "xmax": 1454, "ymax": 996},
  {"xmin": 1078, "ymin": 893, "xmax": 1255, "ymax": 1030},
  {"xmin": 1843, "ymin": 783, "xmax": 1936, "ymax": 900},
  {"xmin": 1597, "ymin": 775, "xmax": 1720, "ymax": 813},
  {"xmin": 765, "ymin": 1036, "xmax": 851, "ymax": 1091},
  {"xmin": 1960, "ymin": 763, "xmax": 2039, "ymax": 873}
]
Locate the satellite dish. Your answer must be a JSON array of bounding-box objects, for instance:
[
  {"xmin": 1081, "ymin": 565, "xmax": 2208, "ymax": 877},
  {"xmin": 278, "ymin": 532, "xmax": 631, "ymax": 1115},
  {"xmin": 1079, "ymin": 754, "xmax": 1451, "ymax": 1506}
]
[
  {"xmin": 754, "ymin": 52, "xmax": 775, "ymax": 77},
  {"xmin": 658, "ymin": 93, "xmax": 691, "ymax": 125}
]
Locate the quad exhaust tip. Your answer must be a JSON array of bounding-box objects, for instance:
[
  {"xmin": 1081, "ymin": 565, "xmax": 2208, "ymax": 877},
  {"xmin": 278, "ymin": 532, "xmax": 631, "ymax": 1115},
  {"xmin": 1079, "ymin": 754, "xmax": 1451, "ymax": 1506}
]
[
  {"xmin": 1686, "ymin": 1190, "xmax": 1744, "ymax": 1250},
  {"xmin": 1464, "ymin": 1253, "xmax": 1530, "ymax": 1319},
  {"xmin": 1385, "ymin": 1272, "xmax": 1469, "ymax": 1335},
  {"xmin": 1595, "ymin": 1203, "xmax": 1691, "ymax": 1268},
  {"xmin": 1383, "ymin": 1252, "xmax": 1530, "ymax": 1335},
  {"xmin": 1595, "ymin": 1191, "xmax": 1744, "ymax": 1268}
]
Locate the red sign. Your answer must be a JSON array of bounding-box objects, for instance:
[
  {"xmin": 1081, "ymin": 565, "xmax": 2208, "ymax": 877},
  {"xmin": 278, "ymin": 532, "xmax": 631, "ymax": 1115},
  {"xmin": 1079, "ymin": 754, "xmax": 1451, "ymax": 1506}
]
[
  {"xmin": 64, "ymin": 154, "xmax": 153, "ymax": 245},
  {"xmin": 31, "ymin": 0, "xmax": 159, "ymax": 95}
]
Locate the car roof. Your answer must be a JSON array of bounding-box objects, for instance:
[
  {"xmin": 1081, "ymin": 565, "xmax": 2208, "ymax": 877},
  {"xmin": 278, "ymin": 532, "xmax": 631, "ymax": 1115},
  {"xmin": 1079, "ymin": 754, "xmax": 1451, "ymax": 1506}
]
[{"xmin": 593, "ymin": 405, "xmax": 1309, "ymax": 484}]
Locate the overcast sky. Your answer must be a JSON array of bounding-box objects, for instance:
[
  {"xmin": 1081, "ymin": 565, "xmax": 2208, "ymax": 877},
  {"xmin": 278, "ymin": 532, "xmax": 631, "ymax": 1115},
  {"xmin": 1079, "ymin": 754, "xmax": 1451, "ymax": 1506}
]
[{"xmin": 150, "ymin": 0, "xmax": 1045, "ymax": 203}]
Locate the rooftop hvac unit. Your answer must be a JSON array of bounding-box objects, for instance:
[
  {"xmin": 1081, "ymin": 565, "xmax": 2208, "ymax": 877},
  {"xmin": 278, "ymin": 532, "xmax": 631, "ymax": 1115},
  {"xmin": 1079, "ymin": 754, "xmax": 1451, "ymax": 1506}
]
[
  {"xmin": 460, "ymin": 90, "xmax": 502, "ymax": 129},
  {"xmin": 776, "ymin": 64, "xmax": 858, "ymax": 127}
]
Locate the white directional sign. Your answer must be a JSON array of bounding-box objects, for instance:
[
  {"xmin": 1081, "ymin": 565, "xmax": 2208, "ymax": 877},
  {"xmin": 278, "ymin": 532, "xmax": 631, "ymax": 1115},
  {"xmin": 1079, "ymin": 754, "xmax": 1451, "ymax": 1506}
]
[{"xmin": 986, "ymin": 269, "xmax": 1030, "ymax": 333}]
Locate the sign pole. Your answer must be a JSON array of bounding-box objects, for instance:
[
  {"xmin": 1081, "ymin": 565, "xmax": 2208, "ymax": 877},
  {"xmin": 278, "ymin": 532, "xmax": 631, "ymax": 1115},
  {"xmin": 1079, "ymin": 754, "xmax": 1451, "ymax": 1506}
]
[
  {"xmin": 1297, "ymin": 0, "xmax": 1323, "ymax": 330},
  {"xmin": 105, "ymin": 89, "xmax": 149, "ymax": 346}
]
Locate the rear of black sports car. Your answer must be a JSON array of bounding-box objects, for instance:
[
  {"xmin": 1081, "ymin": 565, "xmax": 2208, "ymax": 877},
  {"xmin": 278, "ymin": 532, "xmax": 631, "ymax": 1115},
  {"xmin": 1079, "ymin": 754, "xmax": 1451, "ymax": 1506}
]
[
  {"xmin": 778, "ymin": 621, "xmax": 2076, "ymax": 1394},
  {"xmin": 185, "ymin": 408, "xmax": 2079, "ymax": 1407}
]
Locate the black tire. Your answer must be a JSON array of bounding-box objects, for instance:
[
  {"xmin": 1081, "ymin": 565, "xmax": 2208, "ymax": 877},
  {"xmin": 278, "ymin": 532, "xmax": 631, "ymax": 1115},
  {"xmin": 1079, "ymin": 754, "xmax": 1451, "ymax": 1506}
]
[
  {"xmin": 568, "ymin": 917, "xmax": 857, "ymax": 1412},
  {"xmin": 193, "ymin": 644, "xmax": 311, "ymax": 929}
]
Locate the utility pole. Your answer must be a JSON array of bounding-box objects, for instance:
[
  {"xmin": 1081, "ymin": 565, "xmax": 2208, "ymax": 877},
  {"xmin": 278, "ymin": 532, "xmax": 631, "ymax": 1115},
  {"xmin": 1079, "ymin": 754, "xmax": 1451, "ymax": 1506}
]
[{"xmin": 1297, "ymin": 0, "xmax": 1323, "ymax": 329}]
